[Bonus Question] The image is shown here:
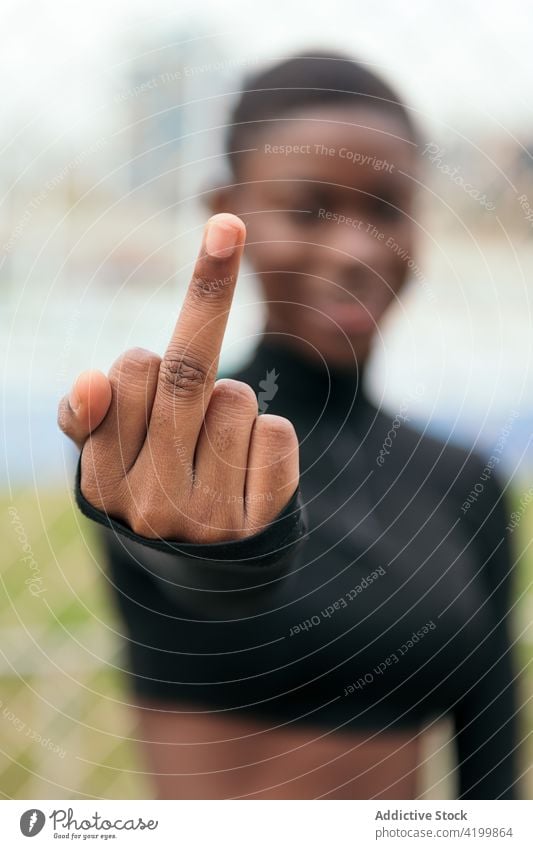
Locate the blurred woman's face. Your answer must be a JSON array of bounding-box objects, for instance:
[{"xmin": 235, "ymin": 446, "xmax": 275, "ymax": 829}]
[{"xmin": 214, "ymin": 104, "xmax": 419, "ymax": 367}]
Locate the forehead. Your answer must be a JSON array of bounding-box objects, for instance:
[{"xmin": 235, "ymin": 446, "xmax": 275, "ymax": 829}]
[{"xmin": 237, "ymin": 104, "xmax": 418, "ymax": 188}]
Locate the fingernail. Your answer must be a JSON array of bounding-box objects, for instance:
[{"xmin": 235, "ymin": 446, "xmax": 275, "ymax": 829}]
[
  {"xmin": 205, "ymin": 218, "xmax": 240, "ymax": 258},
  {"xmin": 68, "ymin": 386, "xmax": 81, "ymax": 414}
]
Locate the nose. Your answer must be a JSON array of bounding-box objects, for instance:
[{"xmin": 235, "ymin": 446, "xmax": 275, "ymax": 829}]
[{"xmin": 317, "ymin": 217, "xmax": 384, "ymax": 284}]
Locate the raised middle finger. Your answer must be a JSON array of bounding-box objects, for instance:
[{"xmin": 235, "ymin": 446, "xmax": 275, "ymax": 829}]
[{"xmin": 144, "ymin": 213, "xmax": 246, "ymax": 468}]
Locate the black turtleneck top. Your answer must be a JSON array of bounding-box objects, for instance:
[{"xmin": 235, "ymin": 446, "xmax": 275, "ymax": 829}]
[{"xmin": 74, "ymin": 338, "xmax": 519, "ymax": 799}]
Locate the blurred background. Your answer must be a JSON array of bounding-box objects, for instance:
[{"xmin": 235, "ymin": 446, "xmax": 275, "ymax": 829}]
[{"xmin": 1, "ymin": 0, "xmax": 532, "ymax": 798}]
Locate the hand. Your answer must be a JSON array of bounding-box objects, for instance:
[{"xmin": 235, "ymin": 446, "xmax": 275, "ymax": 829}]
[{"xmin": 57, "ymin": 213, "xmax": 299, "ymax": 543}]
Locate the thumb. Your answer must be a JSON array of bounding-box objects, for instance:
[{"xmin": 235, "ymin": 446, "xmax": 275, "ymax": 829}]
[{"xmin": 57, "ymin": 370, "xmax": 112, "ymax": 451}]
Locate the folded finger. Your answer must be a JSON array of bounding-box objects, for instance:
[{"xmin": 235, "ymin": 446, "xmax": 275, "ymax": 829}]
[
  {"xmin": 245, "ymin": 415, "xmax": 300, "ymax": 534},
  {"xmin": 190, "ymin": 379, "xmax": 258, "ymax": 540},
  {"xmin": 57, "ymin": 370, "xmax": 112, "ymax": 451},
  {"xmin": 90, "ymin": 347, "xmax": 162, "ymax": 478}
]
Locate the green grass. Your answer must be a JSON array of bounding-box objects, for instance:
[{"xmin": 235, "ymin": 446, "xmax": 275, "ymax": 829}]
[
  {"xmin": 0, "ymin": 484, "xmax": 531, "ymax": 799},
  {"xmin": 1, "ymin": 486, "xmax": 151, "ymax": 799}
]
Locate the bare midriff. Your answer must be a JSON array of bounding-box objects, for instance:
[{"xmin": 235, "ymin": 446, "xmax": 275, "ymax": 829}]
[{"xmin": 134, "ymin": 697, "xmax": 423, "ymax": 799}]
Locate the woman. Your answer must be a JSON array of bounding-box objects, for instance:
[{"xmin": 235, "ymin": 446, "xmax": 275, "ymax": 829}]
[{"xmin": 57, "ymin": 52, "xmax": 519, "ymax": 799}]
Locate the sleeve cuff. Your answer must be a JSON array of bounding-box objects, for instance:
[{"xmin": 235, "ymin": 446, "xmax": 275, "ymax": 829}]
[{"xmin": 73, "ymin": 452, "xmax": 308, "ymax": 611}]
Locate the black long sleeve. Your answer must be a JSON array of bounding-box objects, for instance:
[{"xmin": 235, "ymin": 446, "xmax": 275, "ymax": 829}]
[
  {"xmin": 74, "ymin": 452, "xmax": 308, "ymax": 616},
  {"xmin": 452, "ymin": 466, "xmax": 520, "ymax": 799}
]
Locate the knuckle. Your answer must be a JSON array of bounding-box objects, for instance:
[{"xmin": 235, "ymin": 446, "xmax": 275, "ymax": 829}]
[
  {"xmin": 213, "ymin": 378, "xmax": 258, "ymax": 409},
  {"xmin": 212, "ymin": 422, "xmax": 235, "ymax": 455},
  {"xmin": 127, "ymin": 489, "xmax": 160, "ymax": 536},
  {"xmin": 186, "ymin": 487, "xmax": 245, "ymax": 543},
  {"xmin": 128, "ymin": 488, "xmax": 184, "ymax": 539},
  {"xmin": 110, "ymin": 347, "xmax": 160, "ymax": 381},
  {"xmin": 257, "ymin": 414, "xmax": 297, "ymax": 446},
  {"xmin": 189, "ymin": 510, "xmax": 215, "ymax": 542},
  {"xmin": 79, "ymin": 464, "xmax": 106, "ymax": 509},
  {"xmin": 253, "ymin": 415, "xmax": 299, "ymax": 471},
  {"xmin": 189, "ymin": 515, "xmax": 244, "ymax": 545},
  {"xmin": 159, "ymin": 349, "xmax": 210, "ymax": 396},
  {"xmin": 190, "ymin": 270, "xmax": 235, "ymax": 302},
  {"xmin": 128, "ymin": 508, "xmax": 158, "ymax": 538},
  {"xmin": 79, "ymin": 447, "xmax": 123, "ymax": 509}
]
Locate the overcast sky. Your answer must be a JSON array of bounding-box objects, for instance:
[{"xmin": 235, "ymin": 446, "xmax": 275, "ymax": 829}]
[{"xmin": 2, "ymin": 0, "xmax": 533, "ymax": 148}]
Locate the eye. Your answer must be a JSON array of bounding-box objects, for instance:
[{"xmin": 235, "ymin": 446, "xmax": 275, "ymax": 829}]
[
  {"xmin": 369, "ymin": 197, "xmax": 403, "ymax": 220},
  {"xmin": 297, "ymin": 190, "xmax": 335, "ymax": 221}
]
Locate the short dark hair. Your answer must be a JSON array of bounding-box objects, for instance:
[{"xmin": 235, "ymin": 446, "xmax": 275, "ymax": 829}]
[{"xmin": 225, "ymin": 50, "xmax": 420, "ymax": 174}]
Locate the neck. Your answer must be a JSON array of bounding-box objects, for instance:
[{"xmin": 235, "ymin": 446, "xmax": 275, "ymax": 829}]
[
  {"xmin": 251, "ymin": 332, "xmax": 369, "ymax": 426},
  {"xmin": 260, "ymin": 323, "xmax": 369, "ymax": 376}
]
